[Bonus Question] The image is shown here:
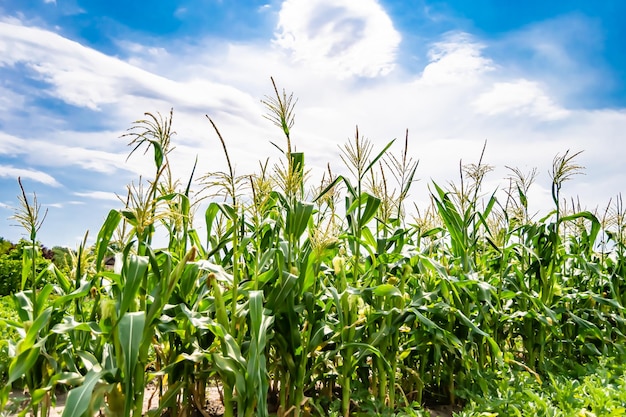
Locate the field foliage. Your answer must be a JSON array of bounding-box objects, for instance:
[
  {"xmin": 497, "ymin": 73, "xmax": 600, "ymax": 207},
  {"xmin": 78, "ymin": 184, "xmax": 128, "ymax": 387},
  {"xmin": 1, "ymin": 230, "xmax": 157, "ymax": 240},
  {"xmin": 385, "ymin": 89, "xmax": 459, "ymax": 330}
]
[{"xmin": 1, "ymin": 80, "xmax": 625, "ymax": 417}]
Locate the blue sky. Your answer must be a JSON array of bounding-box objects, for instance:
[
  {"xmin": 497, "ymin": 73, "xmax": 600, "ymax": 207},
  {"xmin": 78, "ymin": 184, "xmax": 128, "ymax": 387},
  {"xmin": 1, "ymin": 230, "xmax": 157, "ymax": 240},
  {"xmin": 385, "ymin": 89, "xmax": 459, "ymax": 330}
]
[{"xmin": 0, "ymin": 0, "xmax": 625, "ymax": 247}]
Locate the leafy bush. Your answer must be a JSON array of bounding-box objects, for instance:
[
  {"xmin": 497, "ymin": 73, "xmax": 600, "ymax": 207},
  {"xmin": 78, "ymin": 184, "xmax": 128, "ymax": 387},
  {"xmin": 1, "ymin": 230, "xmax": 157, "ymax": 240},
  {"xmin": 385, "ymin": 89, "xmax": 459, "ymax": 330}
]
[
  {"xmin": 0, "ymin": 296, "xmax": 18, "ymax": 386},
  {"xmin": 0, "ymin": 259, "xmax": 21, "ymax": 296},
  {"xmin": 0, "ymin": 258, "xmax": 50, "ymax": 296},
  {"xmin": 457, "ymin": 360, "xmax": 626, "ymax": 416}
]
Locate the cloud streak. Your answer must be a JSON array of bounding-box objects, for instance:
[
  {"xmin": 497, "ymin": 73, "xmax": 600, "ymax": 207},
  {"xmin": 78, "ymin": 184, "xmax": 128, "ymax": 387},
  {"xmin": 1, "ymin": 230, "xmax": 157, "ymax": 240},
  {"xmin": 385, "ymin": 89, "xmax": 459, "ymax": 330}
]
[
  {"xmin": 0, "ymin": 164, "xmax": 61, "ymax": 186},
  {"xmin": 73, "ymin": 191, "xmax": 122, "ymax": 202}
]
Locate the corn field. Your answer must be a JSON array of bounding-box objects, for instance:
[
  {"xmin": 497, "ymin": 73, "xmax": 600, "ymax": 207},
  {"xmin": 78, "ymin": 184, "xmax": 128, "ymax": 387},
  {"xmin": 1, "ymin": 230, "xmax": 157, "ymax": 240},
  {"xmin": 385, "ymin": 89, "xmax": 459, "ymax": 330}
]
[{"xmin": 1, "ymin": 79, "xmax": 625, "ymax": 417}]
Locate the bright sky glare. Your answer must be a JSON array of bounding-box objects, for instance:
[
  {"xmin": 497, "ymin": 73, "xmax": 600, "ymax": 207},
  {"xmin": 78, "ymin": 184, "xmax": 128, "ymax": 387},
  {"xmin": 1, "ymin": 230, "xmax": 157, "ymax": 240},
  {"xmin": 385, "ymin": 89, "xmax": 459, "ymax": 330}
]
[{"xmin": 0, "ymin": 0, "xmax": 625, "ymax": 247}]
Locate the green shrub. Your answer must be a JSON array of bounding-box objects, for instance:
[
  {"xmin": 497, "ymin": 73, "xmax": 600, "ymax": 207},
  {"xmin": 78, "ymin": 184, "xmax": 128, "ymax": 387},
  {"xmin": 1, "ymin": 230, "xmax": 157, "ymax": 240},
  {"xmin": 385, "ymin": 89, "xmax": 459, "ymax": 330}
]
[
  {"xmin": 0, "ymin": 295, "xmax": 18, "ymax": 386},
  {"xmin": 0, "ymin": 259, "xmax": 21, "ymax": 296},
  {"xmin": 0, "ymin": 257, "xmax": 51, "ymax": 296}
]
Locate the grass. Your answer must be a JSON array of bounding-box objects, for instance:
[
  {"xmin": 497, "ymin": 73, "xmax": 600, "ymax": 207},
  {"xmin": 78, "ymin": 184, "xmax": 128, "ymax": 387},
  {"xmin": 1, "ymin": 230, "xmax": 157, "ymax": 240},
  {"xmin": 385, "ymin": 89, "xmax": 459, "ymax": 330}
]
[
  {"xmin": 457, "ymin": 359, "xmax": 626, "ymax": 416},
  {"xmin": 0, "ymin": 296, "xmax": 18, "ymax": 386}
]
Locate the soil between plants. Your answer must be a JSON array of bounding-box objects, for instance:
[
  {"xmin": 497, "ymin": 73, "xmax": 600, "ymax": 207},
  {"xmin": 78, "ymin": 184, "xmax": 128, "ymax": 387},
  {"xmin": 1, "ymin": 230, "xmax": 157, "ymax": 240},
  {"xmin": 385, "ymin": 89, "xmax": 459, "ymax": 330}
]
[
  {"xmin": 7, "ymin": 388, "xmax": 457, "ymax": 417},
  {"xmin": 7, "ymin": 386, "xmax": 225, "ymax": 417}
]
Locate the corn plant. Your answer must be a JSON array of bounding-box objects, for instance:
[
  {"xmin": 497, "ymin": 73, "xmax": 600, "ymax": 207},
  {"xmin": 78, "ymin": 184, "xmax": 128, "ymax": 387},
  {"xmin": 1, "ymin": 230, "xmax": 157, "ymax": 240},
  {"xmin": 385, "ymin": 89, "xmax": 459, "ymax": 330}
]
[{"xmin": 4, "ymin": 78, "xmax": 626, "ymax": 417}]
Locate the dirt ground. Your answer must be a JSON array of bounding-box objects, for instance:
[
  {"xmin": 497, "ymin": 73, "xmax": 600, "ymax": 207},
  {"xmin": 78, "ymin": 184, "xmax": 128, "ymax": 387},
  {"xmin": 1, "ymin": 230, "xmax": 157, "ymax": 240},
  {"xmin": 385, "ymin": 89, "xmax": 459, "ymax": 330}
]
[
  {"xmin": 7, "ymin": 386, "xmax": 224, "ymax": 417},
  {"xmin": 7, "ymin": 388, "xmax": 457, "ymax": 417}
]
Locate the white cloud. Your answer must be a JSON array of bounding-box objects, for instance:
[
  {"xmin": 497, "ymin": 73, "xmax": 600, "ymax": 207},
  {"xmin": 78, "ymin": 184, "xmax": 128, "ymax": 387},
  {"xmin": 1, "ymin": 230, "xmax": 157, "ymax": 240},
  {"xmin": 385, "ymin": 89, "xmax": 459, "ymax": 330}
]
[
  {"xmin": 490, "ymin": 15, "xmax": 609, "ymax": 104},
  {"xmin": 73, "ymin": 191, "xmax": 121, "ymax": 202},
  {"xmin": 473, "ymin": 79, "xmax": 570, "ymax": 120},
  {"xmin": 0, "ymin": 164, "xmax": 61, "ymax": 186},
  {"xmin": 419, "ymin": 33, "xmax": 494, "ymax": 85},
  {"xmin": 0, "ymin": 83, "xmax": 25, "ymax": 110},
  {"xmin": 274, "ymin": 0, "xmax": 401, "ymax": 78},
  {"xmin": 0, "ymin": 20, "xmax": 262, "ymax": 119},
  {"xmin": 0, "ymin": 132, "xmax": 131, "ymax": 174}
]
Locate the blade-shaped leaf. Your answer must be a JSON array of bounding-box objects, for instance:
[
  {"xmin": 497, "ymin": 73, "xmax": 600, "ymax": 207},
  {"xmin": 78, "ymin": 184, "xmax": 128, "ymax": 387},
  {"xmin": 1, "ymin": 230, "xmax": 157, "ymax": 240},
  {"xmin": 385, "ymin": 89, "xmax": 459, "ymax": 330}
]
[
  {"xmin": 118, "ymin": 312, "xmax": 145, "ymax": 381},
  {"xmin": 62, "ymin": 369, "xmax": 107, "ymax": 417},
  {"xmin": 95, "ymin": 210, "xmax": 122, "ymax": 272},
  {"xmin": 119, "ymin": 255, "xmax": 149, "ymax": 315}
]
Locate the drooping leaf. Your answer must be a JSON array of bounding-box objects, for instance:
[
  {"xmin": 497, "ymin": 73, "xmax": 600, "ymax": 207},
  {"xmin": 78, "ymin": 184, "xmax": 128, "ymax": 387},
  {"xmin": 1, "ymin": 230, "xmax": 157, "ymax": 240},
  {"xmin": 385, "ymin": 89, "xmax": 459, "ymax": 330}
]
[
  {"xmin": 62, "ymin": 369, "xmax": 107, "ymax": 417},
  {"xmin": 94, "ymin": 210, "xmax": 122, "ymax": 272}
]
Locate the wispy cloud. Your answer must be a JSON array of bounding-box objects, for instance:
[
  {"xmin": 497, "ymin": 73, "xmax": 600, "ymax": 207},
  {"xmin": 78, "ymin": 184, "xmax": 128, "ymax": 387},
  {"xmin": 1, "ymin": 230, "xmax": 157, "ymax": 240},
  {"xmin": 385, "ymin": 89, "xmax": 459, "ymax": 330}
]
[
  {"xmin": 73, "ymin": 191, "xmax": 122, "ymax": 202},
  {"xmin": 473, "ymin": 79, "xmax": 570, "ymax": 120},
  {"xmin": 489, "ymin": 14, "xmax": 612, "ymax": 107},
  {"xmin": 0, "ymin": 132, "xmax": 131, "ymax": 174},
  {"xmin": 0, "ymin": 19, "xmax": 262, "ymax": 120},
  {"xmin": 0, "ymin": 164, "xmax": 61, "ymax": 186}
]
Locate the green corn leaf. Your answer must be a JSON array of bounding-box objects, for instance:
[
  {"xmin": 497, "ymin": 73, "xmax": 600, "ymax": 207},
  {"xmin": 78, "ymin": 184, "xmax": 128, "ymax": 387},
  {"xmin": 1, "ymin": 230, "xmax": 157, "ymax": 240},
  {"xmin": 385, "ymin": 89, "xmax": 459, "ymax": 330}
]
[
  {"xmin": 157, "ymin": 192, "xmax": 178, "ymax": 202},
  {"xmin": 409, "ymin": 308, "xmax": 442, "ymax": 332},
  {"xmin": 517, "ymin": 184, "xmax": 528, "ymax": 209},
  {"xmin": 213, "ymin": 354, "xmax": 245, "ymax": 395},
  {"xmin": 94, "ymin": 209, "xmax": 122, "ymax": 272},
  {"xmin": 342, "ymin": 342, "xmax": 391, "ymax": 371},
  {"xmin": 52, "ymin": 317, "xmax": 102, "ymax": 334},
  {"xmin": 359, "ymin": 193, "xmax": 381, "ymax": 229},
  {"xmin": 178, "ymin": 262, "xmax": 201, "ymax": 302},
  {"xmin": 50, "ymin": 372, "xmax": 83, "ymax": 386},
  {"xmin": 268, "ymin": 271, "xmax": 298, "ymax": 308},
  {"xmin": 118, "ymin": 254, "xmax": 149, "ymax": 316},
  {"xmin": 121, "ymin": 210, "xmax": 137, "ymax": 224},
  {"xmin": 146, "ymin": 381, "xmax": 185, "ymax": 417},
  {"xmin": 290, "ymin": 151, "xmax": 305, "ymax": 179},
  {"xmin": 309, "ymin": 323, "xmax": 333, "ymax": 350},
  {"xmin": 360, "ymin": 222, "xmax": 377, "ymax": 250},
  {"xmin": 187, "ymin": 229, "xmax": 207, "ymax": 258},
  {"xmin": 8, "ymin": 344, "xmax": 41, "ymax": 385},
  {"xmin": 20, "ymin": 245, "xmax": 36, "ymax": 291},
  {"xmin": 286, "ymin": 200, "xmax": 314, "ymax": 241},
  {"xmin": 62, "ymin": 369, "xmax": 107, "ymax": 417},
  {"xmin": 118, "ymin": 312, "xmax": 145, "ymax": 381},
  {"xmin": 313, "ymin": 173, "xmax": 357, "ymax": 201},
  {"xmin": 247, "ymin": 290, "xmax": 273, "ymax": 417},
  {"xmin": 20, "ymin": 306, "xmax": 52, "ymax": 353},
  {"xmin": 145, "ymin": 245, "xmax": 166, "ymax": 288},
  {"xmin": 363, "ymin": 139, "xmax": 395, "ymax": 178},
  {"xmin": 559, "ymin": 210, "xmax": 601, "ymax": 250},
  {"xmin": 31, "ymin": 387, "xmax": 52, "ymax": 406},
  {"xmin": 77, "ymin": 351, "xmax": 100, "ymax": 371},
  {"xmin": 153, "ymin": 141, "xmax": 164, "ymax": 168},
  {"xmin": 185, "ymin": 156, "xmax": 198, "ymax": 197},
  {"xmin": 218, "ymin": 202, "xmax": 237, "ymax": 220},
  {"xmin": 205, "ymin": 202, "xmax": 221, "ymax": 238},
  {"xmin": 35, "ymin": 283, "xmax": 54, "ymax": 317},
  {"xmin": 401, "ymin": 159, "xmax": 419, "ymax": 199},
  {"xmin": 569, "ymin": 313, "xmax": 602, "ymax": 341},
  {"xmin": 49, "ymin": 263, "xmax": 71, "ymax": 295}
]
